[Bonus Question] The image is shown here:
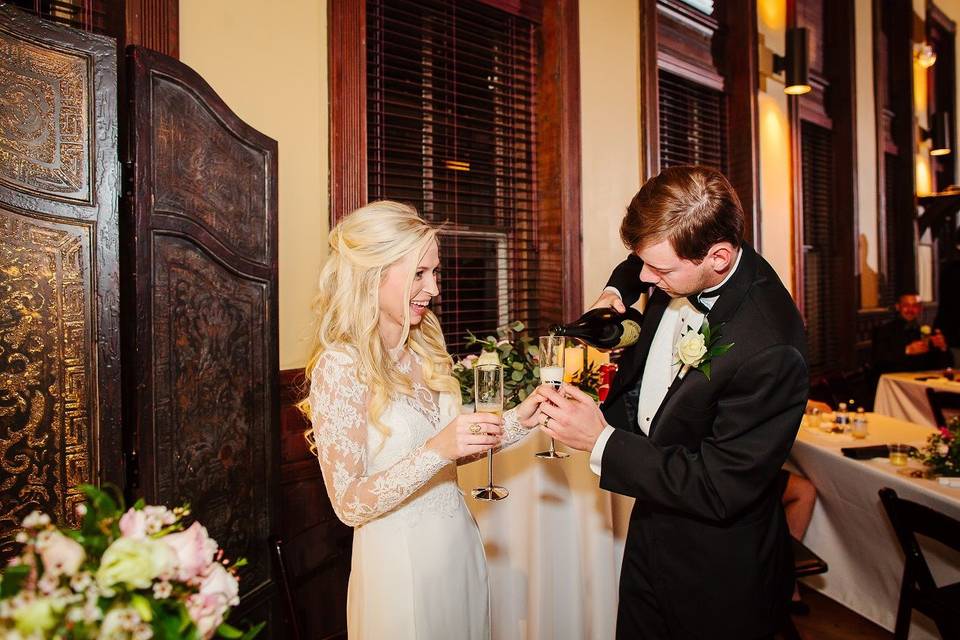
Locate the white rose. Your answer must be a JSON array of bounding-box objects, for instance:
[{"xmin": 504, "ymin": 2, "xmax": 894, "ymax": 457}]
[
  {"xmin": 97, "ymin": 537, "xmax": 173, "ymax": 590},
  {"xmin": 476, "ymin": 350, "xmax": 500, "ymax": 367},
  {"xmin": 676, "ymin": 331, "xmax": 707, "ymax": 367}
]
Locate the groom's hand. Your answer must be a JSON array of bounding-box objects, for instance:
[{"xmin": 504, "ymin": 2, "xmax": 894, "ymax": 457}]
[
  {"xmin": 537, "ymin": 383, "xmax": 607, "ymax": 452},
  {"xmin": 589, "ymin": 289, "xmax": 626, "ymax": 313}
]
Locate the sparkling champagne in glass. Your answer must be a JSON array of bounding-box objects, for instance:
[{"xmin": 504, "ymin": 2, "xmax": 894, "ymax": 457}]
[
  {"xmin": 472, "ymin": 364, "xmax": 508, "ymax": 501},
  {"xmin": 536, "ymin": 335, "xmax": 570, "ymax": 459}
]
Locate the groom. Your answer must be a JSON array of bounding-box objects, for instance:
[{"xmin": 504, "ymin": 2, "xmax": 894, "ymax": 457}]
[{"xmin": 536, "ymin": 166, "xmax": 809, "ymax": 639}]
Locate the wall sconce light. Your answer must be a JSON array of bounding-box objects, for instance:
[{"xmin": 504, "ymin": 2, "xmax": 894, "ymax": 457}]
[
  {"xmin": 773, "ymin": 27, "xmax": 811, "ymax": 95},
  {"xmin": 914, "ymin": 42, "xmax": 937, "ymax": 69},
  {"xmin": 921, "ymin": 112, "xmax": 952, "ymax": 156}
]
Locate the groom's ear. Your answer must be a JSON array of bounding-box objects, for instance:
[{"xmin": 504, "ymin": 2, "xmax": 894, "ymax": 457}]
[{"xmin": 707, "ymin": 243, "xmax": 735, "ymax": 273}]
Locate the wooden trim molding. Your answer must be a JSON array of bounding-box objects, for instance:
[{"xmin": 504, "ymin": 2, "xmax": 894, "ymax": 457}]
[
  {"xmin": 640, "ymin": 0, "xmax": 660, "ymax": 179},
  {"xmin": 538, "ymin": 0, "xmax": 583, "ymax": 321},
  {"xmin": 718, "ymin": 0, "xmax": 761, "ymax": 248},
  {"xmin": 123, "ymin": 0, "xmax": 179, "ymax": 58},
  {"xmin": 329, "ymin": 1, "xmax": 368, "ymax": 223}
]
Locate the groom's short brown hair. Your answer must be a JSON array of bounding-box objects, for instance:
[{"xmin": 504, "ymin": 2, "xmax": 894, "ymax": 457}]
[{"xmin": 620, "ymin": 165, "xmax": 745, "ymax": 261}]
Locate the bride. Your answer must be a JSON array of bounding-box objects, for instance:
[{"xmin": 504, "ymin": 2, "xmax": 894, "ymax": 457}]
[{"xmin": 300, "ymin": 201, "xmax": 543, "ymax": 639}]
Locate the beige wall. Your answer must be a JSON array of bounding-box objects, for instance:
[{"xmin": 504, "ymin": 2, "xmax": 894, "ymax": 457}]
[
  {"xmin": 180, "ymin": 0, "xmax": 328, "ymax": 370},
  {"xmin": 578, "ymin": 0, "xmax": 643, "ymax": 307},
  {"xmin": 757, "ymin": 0, "xmax": 795, "ymax": 295}
]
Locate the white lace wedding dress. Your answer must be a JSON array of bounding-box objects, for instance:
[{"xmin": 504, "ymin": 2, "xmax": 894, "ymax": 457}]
[{"xmin": 309, "ymin": 346, "xmax": 531, "ymax": 639}]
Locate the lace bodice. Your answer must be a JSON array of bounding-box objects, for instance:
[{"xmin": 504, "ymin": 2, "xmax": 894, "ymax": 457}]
[{"xmin": 309, "ymin": 346, "xmax": 528, "ymax": 528}]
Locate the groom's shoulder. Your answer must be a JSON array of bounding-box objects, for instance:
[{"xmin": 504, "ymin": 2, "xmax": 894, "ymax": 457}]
[{"xmin": 731, "ymin": 256, "xmax": 805, "ymax": 350}]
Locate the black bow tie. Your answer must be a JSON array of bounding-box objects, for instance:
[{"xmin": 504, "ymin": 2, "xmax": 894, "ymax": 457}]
[{"xmin": 687, "ymin": 288, "xmax": 722, "ymax": 314}]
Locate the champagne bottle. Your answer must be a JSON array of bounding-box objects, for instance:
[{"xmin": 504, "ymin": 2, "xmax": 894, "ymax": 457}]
[{"xmin": 549, "ymin": 307, "xmax": 643, "ymax": 350}]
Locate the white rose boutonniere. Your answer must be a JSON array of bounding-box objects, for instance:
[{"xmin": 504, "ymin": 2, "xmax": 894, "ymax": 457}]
[{"xmin": 675, "ymin": 318, "xmax": 734, "ymax": 381}]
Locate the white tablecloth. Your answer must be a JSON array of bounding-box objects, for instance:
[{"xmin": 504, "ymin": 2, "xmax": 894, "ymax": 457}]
[
  {"xmin": 458, "ymin": 431, "xmax": 633, "ymax": 640},
  {"xmin": 874, "ymin": 371, "xmax": 960, "ymax": 426},
  {"xmin": 789, "ymin": 413, "xmax": 960, "ymax": 638}
]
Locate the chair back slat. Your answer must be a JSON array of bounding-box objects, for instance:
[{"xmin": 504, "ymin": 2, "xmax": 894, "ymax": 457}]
[{"xmin": 879, "ymin": 488, "xmax": 960, "ymax": 593}]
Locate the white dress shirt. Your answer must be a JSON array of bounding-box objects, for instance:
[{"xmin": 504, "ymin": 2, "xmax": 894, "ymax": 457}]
[{"xmin": 589, "ymin": 249, "xmax": 743, "ymax": 476}]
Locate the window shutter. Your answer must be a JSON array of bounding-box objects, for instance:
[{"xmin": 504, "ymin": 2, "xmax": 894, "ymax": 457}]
[
  {"xmin": 801, "ymin": 121, "xmax": 841, "ymax": 376},
  {"xmin": 9, "ymin": 0, "xmax": 112, "ymax": 34},
  {"xmin": 657, "ymin": 69, "xmax": 728, "ymax": 172},
  {"xmin": 367, "ymin": 0, "xmax": 541, "ymax": 353}
]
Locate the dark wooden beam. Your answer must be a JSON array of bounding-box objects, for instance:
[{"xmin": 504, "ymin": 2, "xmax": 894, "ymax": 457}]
[
  {"xmin": 537, "ymin": 0, "xmax": 583, "ymax": 320},
  {"xmin": 123, "ymin": 0, "xmax": 178, "ymax": 58},
  {"xmin": 328, "ymin": 0, "xmax": 368, "ymax": 223},
  {"xmin": 718, "ymin": 0, "xmax": 761, "ymax": 248}
]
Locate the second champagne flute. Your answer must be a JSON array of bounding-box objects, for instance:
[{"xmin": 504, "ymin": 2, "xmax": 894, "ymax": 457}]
[
  {"xmin": 472, "ymin": 363, "xmax": 508, "ymax": 501},
  {"xmin": 536, "ymin": 335, "xmax": 569, "ymax": 459}
]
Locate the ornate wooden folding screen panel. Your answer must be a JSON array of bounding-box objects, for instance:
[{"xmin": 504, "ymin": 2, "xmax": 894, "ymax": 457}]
[
  {"xmin": 0, "ymin": 5, "xmax": 122, "ymax": 558},
  {"xmin": 126, "ymin": 46, "xmax": 280, "ymax": 626}
]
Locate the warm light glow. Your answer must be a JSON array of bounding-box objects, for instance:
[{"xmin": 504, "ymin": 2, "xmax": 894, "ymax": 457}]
[
  {"xmin": 914, "ymin": 64, "xmax": 928, "ymax": 119},
  {"xmin": 931, "ymin": 148, "xmax": 952, "ymax": 156},
  {"xmin": 758, "ymin": 0, "xmax": 786, "ymax": 32},
  {"xmin": 914, "ymin": 42, "xmax": 937, "ymax": 69},
  {"xmin": 563, "ymin": 345, "xmax": 585, "ymax": 383},
  {"xmin": 443, "ymin": 160, "xmax": 471, "ymax": 171},
  {"xmin": 758, "ymin": 91, "xmax": 795, "ymax": 297},
  {"xmin": 784, "ymin": 84, "xmax": 812, "ymax": 95},
  {"xmin": 916, "ymin": 156, "xmax": 932, "ymax": 196}
]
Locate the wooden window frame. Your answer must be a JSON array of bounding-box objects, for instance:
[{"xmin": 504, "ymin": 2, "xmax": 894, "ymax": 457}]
[
  {"xmin": 872, "ymin": 0, "xmax": 918, "ymax": 304},
  {"xmin": 788, "ymin": 0, "xmax": 859, "ymax": 371},
  {"xmin": 329, "ymin": 0, "xmax": 583, "ymax": 322},
  {"xmin": 640, "ymin": 0, "xmax": 761, "ymax": 246}
]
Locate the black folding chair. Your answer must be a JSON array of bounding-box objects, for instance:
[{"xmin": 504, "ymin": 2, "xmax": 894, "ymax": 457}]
[
  {"xmin": 926, "ymin": 387, "xmax": 960, "ymax": 428},
  {"xmin": 781, "ymin": 537, "xmax": 828, "ymax": 640},
  {"xmin": 879, "ymin": 488, "xmax": 960, "ymax": 639}
]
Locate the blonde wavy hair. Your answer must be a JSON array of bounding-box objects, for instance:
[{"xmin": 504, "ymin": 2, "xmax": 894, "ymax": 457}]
[{"xmin": 299, "ymin": 201, "xmax": 460, "ymax": 450}]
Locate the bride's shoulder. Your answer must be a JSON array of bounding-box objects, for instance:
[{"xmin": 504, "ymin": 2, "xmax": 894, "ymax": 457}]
[{"xmin": 310, "ymin": 345, "xmax": 362, "ymax": 382}]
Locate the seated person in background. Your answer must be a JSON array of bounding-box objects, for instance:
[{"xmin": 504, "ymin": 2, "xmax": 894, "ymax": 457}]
[
  {"xmin": 779, "ymin": 470, "xmax": 817, "ymax": 615},
  {"xmin": 871, "ymin": 292, "xmax": 951, "ymax": 374}
]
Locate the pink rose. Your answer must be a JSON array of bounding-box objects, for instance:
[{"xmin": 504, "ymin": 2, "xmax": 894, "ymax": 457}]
[
  {"xmin": 119, "ymin": 509, "xmax": 149, "ymax": 539},
  {"xmin": 187, "ymin": 564, "xmax": 240, "ymax": 638},
  {"xmin": 163, "ymin": 522, "xmax": 217, "ymax": 583},
  {"xmin": 38, "ymin": 531, "xmax": 85, "ymax": 577},
  {"xmin": 940, "ymin": 427, "xmax": 954, "ymax": 441}
]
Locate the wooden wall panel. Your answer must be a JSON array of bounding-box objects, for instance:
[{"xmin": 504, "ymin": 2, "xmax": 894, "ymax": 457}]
[{"xmin": 0, "ymin": 5, "xmax": 121, "ymax": 558}]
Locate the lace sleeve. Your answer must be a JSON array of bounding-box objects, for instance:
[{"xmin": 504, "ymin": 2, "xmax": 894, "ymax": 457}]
[
  {"xmin": 501, "ymin": 407, "xmax": 533, "ymax": 446},
  {"xmin": 309, "ymin": 350, "xmax": 450, "ymax": 527}
]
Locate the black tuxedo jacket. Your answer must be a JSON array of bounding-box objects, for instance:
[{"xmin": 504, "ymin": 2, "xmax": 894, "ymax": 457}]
[{"xmin": 601, "ymin": 243, "xmax": 809, "ymax": 639}]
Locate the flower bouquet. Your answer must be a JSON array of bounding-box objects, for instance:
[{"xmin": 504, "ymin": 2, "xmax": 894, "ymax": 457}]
[
  {"xmin": 0, "ymin": 485, "xmax": 263, "ymax": 640},
  {"xmin": 452, "ymin": 321, "xmax": 603, "ymax": 409},
  {"xmin": 915, "ymin": 416, "xmax": 960, "ymax": 477}
]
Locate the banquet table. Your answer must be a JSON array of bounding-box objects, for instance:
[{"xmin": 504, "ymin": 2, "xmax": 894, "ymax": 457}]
[
  {"xmin": 874, "ymin": 371, "xmax": 960, "ymax": 426},
  {"xmin": 789, "ymin": 413, "xmax": 960, "ymax": 639}
]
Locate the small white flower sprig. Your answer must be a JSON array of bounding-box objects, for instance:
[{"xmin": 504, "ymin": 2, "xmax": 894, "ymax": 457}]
[{"xmin": 675, "ymin": 318, "xmax": 734, "ymax": 381}]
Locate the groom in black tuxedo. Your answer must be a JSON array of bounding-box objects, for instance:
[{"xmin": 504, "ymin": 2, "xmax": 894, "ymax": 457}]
[{"xmin": 537, "ymin": 166, "xmax": 809, "ymax": 639}]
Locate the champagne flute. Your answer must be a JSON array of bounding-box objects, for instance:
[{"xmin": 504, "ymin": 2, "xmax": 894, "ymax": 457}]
[
  {"xmin": 472, "ymin": 363, "xmax": 509, "ymax": 501},
  {"xmin": 536, "ymin": 335, "xmax": 570, "ymax": 459}
]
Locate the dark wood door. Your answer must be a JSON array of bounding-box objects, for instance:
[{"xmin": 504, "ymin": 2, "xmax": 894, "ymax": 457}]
[
  {"xmin": 0, "ymin": 5, "xmax": 121, "ymax": 558},
  {"xmin": 126, "ymin": 45, "xmax": 280, "ymax": 632}
]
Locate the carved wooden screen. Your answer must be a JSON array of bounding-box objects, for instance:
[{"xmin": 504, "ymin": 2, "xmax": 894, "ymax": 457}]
[
  {"xmin": 0, "ymin": 5, "xmax": 121, "ymax": 558},
  {"xmin": 126, "ymin": 46, "xmax": 280, "ymax": 629}
]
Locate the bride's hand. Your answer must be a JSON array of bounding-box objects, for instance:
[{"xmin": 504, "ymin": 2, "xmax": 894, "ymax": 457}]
[
  {"xmin": 515, "ymin": 385, "xmax": 550, "ymax": 428},
  {"xmin": 427, "ymin": 413, "xmax": 503, "ymax": 461}
]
